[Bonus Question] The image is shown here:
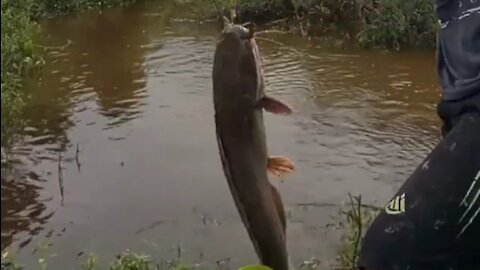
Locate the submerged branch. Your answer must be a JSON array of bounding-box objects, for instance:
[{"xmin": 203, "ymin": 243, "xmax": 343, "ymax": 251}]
[
  {"xmin": 33, "ymin": 39, "xmax": 73, "ymax": 51},
  {"xmin": 255, "ymin": 29, "xmax": 292, "ymax": 35},
  {"xmin": 348, "ymin": 193, "xmax": 362, "ymax": 267},
  {"xmin": 75, "ymin": 143, "xmax": 81, "ymax": 173},
  {"xmin": 58, "ymin": 152, "xmax": 64, "ymax": 206}
]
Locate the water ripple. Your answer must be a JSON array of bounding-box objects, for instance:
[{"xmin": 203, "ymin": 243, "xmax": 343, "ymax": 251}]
[{"xmin": 4, "ymin": 11, "xmax": 441, "ymax": 267}]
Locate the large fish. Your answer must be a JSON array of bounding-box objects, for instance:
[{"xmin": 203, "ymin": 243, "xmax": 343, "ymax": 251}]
[{"xmin": 212, "ymin": 17, "xmax": 295, "ymax": 270}]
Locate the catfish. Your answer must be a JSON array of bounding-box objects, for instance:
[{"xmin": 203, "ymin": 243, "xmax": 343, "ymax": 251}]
[{"xmin": 212, "ymin": 18, "xmax": 295, "ymax": 270}]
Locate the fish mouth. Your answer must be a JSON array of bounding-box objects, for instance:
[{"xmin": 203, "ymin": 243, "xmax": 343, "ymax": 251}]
[
  {"xmin": 222, "ymin": 16, "xmax": 256, "ymax": 40},
  {"xmin": 241, "ymin": 22, "xmax": 256, "ymax": 39},
  {"xmin": 215, "ymin": 17, "xmax": 262, "ymax": 101}
]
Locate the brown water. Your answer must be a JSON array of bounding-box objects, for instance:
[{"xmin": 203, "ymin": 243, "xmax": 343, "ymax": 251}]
[{"xmin": 1, "ymin": 1, "xmax": 443, "ymax": 268}]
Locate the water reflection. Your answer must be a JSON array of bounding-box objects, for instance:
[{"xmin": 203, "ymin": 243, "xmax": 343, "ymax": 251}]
[
  {"xmin": 1, "ymin": 168, "xmax": 54, "ymax": 250},
  {"xmin": 25, "ymin": 6, "xmax": 150, "ymax": 135},
  {"xmin": 64, "ymin": 9, "xmax": 149, "ymax": 128},
  {"xmin": 3, "ymin": 4, "xmax": 153, "ymax": 254},
  {"xmin": 2, "ymin": 1, "xmax": 443, "ymax": 268},
  {"xmin": 258, "ymin": 40, "xmax": 441, "ymax": 190}
]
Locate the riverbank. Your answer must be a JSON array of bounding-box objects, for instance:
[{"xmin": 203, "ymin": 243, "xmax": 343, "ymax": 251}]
[
  {"xmin": 189, "ymin": 0, "xmax": 437, "ymax": 50},
  {"xmin": 1, "ymin": 193, "xmax": 380, "ymax": 270},
  {"xmin": 1, "ymin": 0, "xmax": 437, "ymax": 158},
  {"xmin": 2, "ymin": 250, "xmax": 190, "ymax": 270},
  {"xmin": 1, "ymin": 0, "xmax": 38, "ymax": 155},
  {"xmin": 2, "ymin": 0, "xmax": 437, "ymax": 268}
]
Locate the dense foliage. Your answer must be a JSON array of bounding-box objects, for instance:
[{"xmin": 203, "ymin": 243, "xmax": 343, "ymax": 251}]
[
  {"xmin": 203, "ymin": 0, "xmax": 437, "ymax": 49},
  {"xmin": 30, "ymin": 0, "xmax": 137, "ymax": 18},
  {"xmin": 356, "ymin": 0, "xmax": 437, "ymax": 50}
]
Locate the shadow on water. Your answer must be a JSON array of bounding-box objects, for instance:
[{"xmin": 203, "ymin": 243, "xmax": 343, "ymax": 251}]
[
  {"xmin": 3, "ymin": 1, "xmax": 152, "ymax": 258},
  {"xmin": 23, "ymin": 4, "xmax": 149, "ymax": 135},
  {"xmin": 2, "ymin": 0, "xmax": 442, "ymax": 268},
  {"xmin": 1, "ymin": 169, "xmax": 54, "ymax": 250}
]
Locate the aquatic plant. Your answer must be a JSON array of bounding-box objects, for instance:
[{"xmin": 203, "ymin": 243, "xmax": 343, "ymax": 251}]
[
  {"xmin": 336, "ymin": 194, "xmax": 380, "ymax": 268},
  {"xmin": 1, "ymin": 251, "xmax": 23, "ymax": 270}
]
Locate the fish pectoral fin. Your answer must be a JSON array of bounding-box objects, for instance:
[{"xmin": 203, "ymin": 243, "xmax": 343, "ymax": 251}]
[
  {"xmin": 267, "ymin": 156, "xmax": 295, "ymax": 178},
  {"xmin": 259, "ymin": 96, "xmax": 293, "ymax": 115}
]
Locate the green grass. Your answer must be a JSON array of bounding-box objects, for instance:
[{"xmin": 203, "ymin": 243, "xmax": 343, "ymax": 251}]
[
  {"xmin": 1, "ymin": 0, "xmax": 41, "ymax": 151},
  {"xmin": 336, "ymin": 194, "xmax": 380, "ymax": 268},
  {"xmin": 1, "ymin": 250, "xmax": 190, "ymax": 270},
  {"xmin": 1, "ymin": 250, "xmax": 274, "ymax": 270}
]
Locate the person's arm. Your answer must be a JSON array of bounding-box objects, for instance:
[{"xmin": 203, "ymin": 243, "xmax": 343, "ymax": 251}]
[
  {"xmin": 435, "ymin": 0, "xmax": 480, "ymax": 102},
  {"xmin": 434, "ymin": 0, "xmax": 480, "ymax": 135}
]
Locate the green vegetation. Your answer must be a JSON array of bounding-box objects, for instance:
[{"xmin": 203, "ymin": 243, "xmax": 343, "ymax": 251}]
[
  {"xmin": 336, "ymin": 194, "xmax": 380, "ymax": 268},
  {"xmin": 1, "ymin": 250, "xmax": 274, "ymax": 270},
  {"xmin": 356, "ymin": 0, "xmax": 437, "ymax": 50},
  {"xmin": 1, "ymin": 0, "xmax": 39, "ymax": 151},
  {"xmin": 30, "ymin": 0, "xmax": 137, "ymax": 18},
  {"xmin": 0, "ymin": 0, "xmax": 439, "ymax": 161},
  {"xmin": 0, "ymin": 0, "xmax": 438, "ymax": 158},
  {"xmin": 198, "ymin": 0, "xmax": 437, "ymax": 49},
  {"xmin": 2, "ymin": 0, "xmax": 423, "ymax": 266},
  {"xmin": 1, "ymin": 250, "xmax": 190, "ymax": 270}
]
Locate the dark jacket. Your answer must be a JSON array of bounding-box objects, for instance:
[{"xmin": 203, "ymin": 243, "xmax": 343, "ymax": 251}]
[{"xmin": 435, "ymin": 0, "xmax": 480, "ymax": 101}]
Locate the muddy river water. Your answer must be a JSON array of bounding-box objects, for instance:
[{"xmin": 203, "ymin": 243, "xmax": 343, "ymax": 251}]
[{"xmin": 1, "ymin": 1, "xmax": 443, "ymax": 268}]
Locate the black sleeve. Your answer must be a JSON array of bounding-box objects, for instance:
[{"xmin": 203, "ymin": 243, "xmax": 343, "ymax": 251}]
[{"xmin": 434, "ymin": 0, "xmax": 480, "ymax": 102}]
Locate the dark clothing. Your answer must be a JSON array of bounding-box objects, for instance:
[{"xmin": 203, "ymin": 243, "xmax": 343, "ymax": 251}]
[
  {"xmin": 438, "ymin": 92, "xmax": 480, "ymax": 135},
  {"xmin": 357, "ymin": 111, "xmax": 480, "ymax": 270},
  {"xmin": 435, "ymin": 0, "xmax": 480, "ymax": 101},
  {"xmin": 357, "ymin": 2, "xmax": 480, "ymax": 269}
]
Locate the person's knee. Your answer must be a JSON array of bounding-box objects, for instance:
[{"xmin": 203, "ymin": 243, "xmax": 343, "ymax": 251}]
[{"xmin": 437, "ymin": 93, "xmax": 480, "ymax": 136}]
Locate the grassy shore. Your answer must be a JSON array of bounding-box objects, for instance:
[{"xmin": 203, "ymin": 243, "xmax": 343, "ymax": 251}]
[
  {"xmin": 1, "ymin": 0, "xmax": 437, "ymax": 160},
  {"xmin": 2, "ymin": 250, "xmax": 193, "ymax": 270},
  {"xmin": 2, "ymin": 0, "xmax": 417, "ymax": 267}
]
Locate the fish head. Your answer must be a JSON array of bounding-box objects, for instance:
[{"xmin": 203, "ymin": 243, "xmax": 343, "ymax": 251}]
[{"xmin": 213, "ymin": 18, "xmax": 264, "ymax": 107}]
